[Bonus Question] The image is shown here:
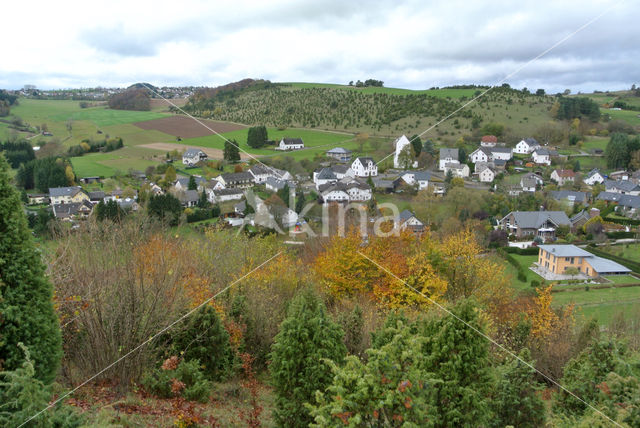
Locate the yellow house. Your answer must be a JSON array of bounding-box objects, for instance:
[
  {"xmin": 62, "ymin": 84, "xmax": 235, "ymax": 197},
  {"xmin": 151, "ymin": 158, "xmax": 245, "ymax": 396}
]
[
  {"xmin": 537, "ymin": 245, "xmax": 631, "ymax": 277},
  {"xmin": 49, "ymin": 186, "xmax": 90, "ymax": 205}
]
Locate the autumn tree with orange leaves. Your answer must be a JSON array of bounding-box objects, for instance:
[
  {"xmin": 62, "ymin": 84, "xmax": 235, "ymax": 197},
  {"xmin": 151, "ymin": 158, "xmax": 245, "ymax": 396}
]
[{"xmin": 313, "ymin": 229, "xmax": 447, "ymax": 309}]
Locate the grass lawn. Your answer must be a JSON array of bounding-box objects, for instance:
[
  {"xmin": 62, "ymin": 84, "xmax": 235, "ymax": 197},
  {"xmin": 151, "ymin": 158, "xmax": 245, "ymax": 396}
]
[
  {"xmin": 374, "ymin": 192, "xmax": 414, "ymax": 212},
  {"xmin": 601, "ymin": 243, "xmax": 640, "ymax": 260},
  {"xmin": 52, "ymin": 107, "xmax": 168, "ymax": 127},
  {"xmin": 70, "ymin": 146, "xmax": 163, "ymax": 177},
  {"xmin": 568, "ymin": 154, "xmax": 607, "ymax": 172},
  {"xmin": 605, "ymin": 109, "xmax": 640, "ymax": 126},
  {"xmin": 552, "ymin": 285, "xmax": 640, "ymax": 324},
  {"xmin": 179, "ymin": 127, "xmax": 355, "ymax": 158},
  {"xmin": 603, "ymin": 274, "xmax": 640, "ymax": 284},
  {"xmin": 581, "ymin": 137, "xmax": 609, "ymax": 151}
]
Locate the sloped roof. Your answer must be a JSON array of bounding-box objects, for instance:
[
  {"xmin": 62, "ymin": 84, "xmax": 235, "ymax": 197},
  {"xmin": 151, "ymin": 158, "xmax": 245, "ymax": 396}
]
[
  {"xmin": 522, "ymin": 137, "xmax": 540, "ymax": 147},
  {"xmin": 327, "ymin": 147, "xmax": 352, "ymax": 154},
  {"xmin": 183, "ymin": 148, "xmax": 205, "ymax": 157},
  {"xmin": 354, "ymin": 156, "xmax": 375, "ymax": 165},
  {"xmin": 605, "ymin": 180, "xmax": 640, "ymax": 193},
  {"xmin": 504, "ymin": 211, "xmax": 571, "ymax": 228},
  {"xmin": 554, "ymin": 169, "xmax": 575, "ymax": 178},
  {"xmin": 440, "ymin": 148, "xmax": 458, "ymax": 159},
  {"xmin": 481, "ymin": 135, "xmax": 497, "ymax": 143},
  {"xmin": 49, "ymin": 186, "xmax": 83, "ymax": 197},
  {"xmin": 490, "ymin": 147, "xmax": 512, "ymax": 154},
  {"xmin": 265, "ymin": 176, "xmax": 287, "ymax": 190},
  {"xmin": 281, "ymin": 137, "xmax": 304, "ymax": 145},
  {"xmin": 618, "ymin": 194, "xmax": 640, "ymax": 209},
  {"xmin": 549, "ymin": 190, "xmax": 589, "ymax": 202},
  {"xmin": 316, "ymin": 167, "xmax": 337, "ymax": 180},
  {"xmin": 586, "ymin": 256, "xmax": 631, "ymax": 274},
  {"xmin": 221, "ymin": 171, "xmax": 254, "ymax": 183},
  {"xmin": 538, "ymin": 245, "xmax": 593, "ymax": 257}
]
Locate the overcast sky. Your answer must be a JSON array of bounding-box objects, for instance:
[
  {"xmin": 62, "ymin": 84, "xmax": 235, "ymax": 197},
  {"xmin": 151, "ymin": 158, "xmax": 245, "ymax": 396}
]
[{"xmin": 2, "ymin": 0, "xmax": 637, "ymax": 92}]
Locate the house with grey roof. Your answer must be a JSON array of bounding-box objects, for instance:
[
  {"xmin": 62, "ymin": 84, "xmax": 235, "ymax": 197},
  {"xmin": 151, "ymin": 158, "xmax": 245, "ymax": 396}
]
[
  {"xmin": 326, "ymin": 147, "xmax": 352, "ymax": 162},
  {"xmin": 604, "ymin": 179, "xmax": 640, "ymax": 196},
  {"xmin": 515, "ymin": 138, "xmax": 540, "ymax": 154},
  {"xmin": 499, "ymin": 210, "xmax": 571, "ymax": 240},
  {"xmin": 182, "ymin": 148, "xmax": 207, "ymax": 166},
  {"xmin": 583, "ymin": 168, "xmax": 605, "ymax": 186},
  {"xmin": 520, "ymin": 173, "xmax": 543, "ymax": 192},
  {"xmin": 396, "ymin": 210, "xmax": 425, "ymax": 235},
  {"xmin": 351, "ymin": 157, "xmax": 378, "ymax": 177},
  {"xmin": 439, "ymin": 148, "xmax": 459, "ymax": 170},
  {"xmin": 49, "ymin": 186, "xmax": 90, "ymax": 205},
  {"xmin": 400, "ymin": 170, "xmax": 430, "ymax": 190},
  {"xmin": 537, "ymin": 245, "xmax": 631, "ymax": 278},
  {"xmin": 52, "ymin": 200, "xmax": 93, "ymax": 220},
  {"xmin": 276, "ymin": 137, "xmax": 304, "ymax": 150},
  {"xmin": 218, "ymin": 171, "xmax": 254, "ymax": 188},
  {"xmin": 265, "ymin": 176, "xmax": 289, "ymax": 192},
  {"xmin": 549, "ymin": 190, "xmax": 590, "ymax": 206},
  {"xmin": 313, "ymin": 167, "xmax": 338, "ymax": 189}
]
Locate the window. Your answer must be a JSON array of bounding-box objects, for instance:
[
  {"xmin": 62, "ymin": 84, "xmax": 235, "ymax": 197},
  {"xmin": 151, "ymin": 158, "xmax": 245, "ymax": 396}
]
[{"xmin": 570, "ymin": 257, "xmax": 574, "ymax": 264}]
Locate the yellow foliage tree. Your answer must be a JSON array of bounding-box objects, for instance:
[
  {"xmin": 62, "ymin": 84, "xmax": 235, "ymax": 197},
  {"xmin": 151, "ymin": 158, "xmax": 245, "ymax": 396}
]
[
  {"xmin": 436, "ymin": 228, "xmax": 509, "ymax": 304},
  {"xmin": 528, "ymin": 285, "xmax": 558, "ymax": 338},
  {"xmin": 65, "ymin": 165, "xmax": 75, "ymax": 185},
  {"xmin": 313, "ymin": 229, "xmax": 447, "ymax": 308}
]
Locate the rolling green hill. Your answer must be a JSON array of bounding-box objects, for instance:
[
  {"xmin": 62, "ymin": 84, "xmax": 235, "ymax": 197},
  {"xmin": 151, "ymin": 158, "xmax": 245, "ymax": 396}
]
[{"xmin": 184, "ymin": 80, "xmax": 555, "ymax": 143}]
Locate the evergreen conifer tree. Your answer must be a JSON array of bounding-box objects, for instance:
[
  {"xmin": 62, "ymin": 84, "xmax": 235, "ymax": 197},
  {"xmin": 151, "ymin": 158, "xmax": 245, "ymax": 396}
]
[
  {"xmin": 0, "ymin": 154, "xmax": 62, "ymax": 383},
  {"xmin": 270, "ymin": 290, "xmax": 346, "ymax": 427}
]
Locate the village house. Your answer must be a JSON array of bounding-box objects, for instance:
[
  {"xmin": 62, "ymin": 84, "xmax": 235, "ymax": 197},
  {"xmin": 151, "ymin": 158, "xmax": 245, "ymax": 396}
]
[
  {"xmin": 439, "ymin": 148, "xmax": 459, "ymax": 171},
  {"xmin": 480, "ymin": 135, "xmax": 498, "ymax": 147},
  {"xmin": 500, "ymin": 210, "xmax": 571, "ymax": 240},
  {"xmin": 174, "ymin": 176, "xmax": 207, "ymax": 192},
  {"xmin": 88, "ymin": 191, "xmax": 106, "ymax": 204},
  {"xmin": 326, "ymin": 147, "xmax": 352, "ymax": 162},
  {"xmin": 477, "ymin": 165, "xmax": 496, "ymax": 183},
  {"xmin": 218, "ymin": 171, "xmax": 255, "ymax": 189},
  {"xmin": 265, "ymin": 177, "xmax": 290, "ymax": 192},
  {"xmin": 470, "ymin": 147, "xmax": 513, "ymax": 164},
  {"xmin": 351, "ymin": 157, "xmax": 378, "ymax": 177},
  {"xmin": 609, "ymin": 170, "xmax": 630, "ymax": 181},
  {"xmin": 177, "ymin": 190, "xmax": 199, "ymax": 207},
  {"xmin": 52, "ymin": 200, "xmax": 93, "ymax": 220},
  {"xmin": 550, "ymin": 169, "xmax": 576, "ymax": 186},
  {"xmin": 247, "ymin": 164, "xmax": 293, "ymax": 184},
  {"xmin": 605, "ymin": 179, "xmax": 640, "ymax": 196},
  {"xmin": 537, "ymin": 245, "xmax": 631, "ymax": 277},
  {"xmin": 314, "ymin": 167, "xmax": 338, "ymax": 189},
  {"xmin": 583, "ymin": 168, "xmax": 605, "ymax": 186},
  {"xmin": 207, "ymin": 188, "xmax": 244, "ymax": 204},
  {"xmin": 396, "ymin": 210, "xmax": 425, "ymax": 235},
  {"xmin": 617, "ymin": 195, "xmax": 640, "ymax": 218},
  {"xmin": 276, "ymin": 137, "xmax": 304, "ymax": 151},
  {"xmin": 514, "ymin": 138, "xmax": 540, "ymax": 154},
  {"xmin": 444, "ymin": 162, "xmax": 470, "ymax": 178},
  {"xmin": 182, "ymin": 148, "xmax": 208, "ymax": 166},
  {"xmin": 532, "ymin": 148, "xmax": 552, "ymax": 165},
  {"xmin": 318, "ymin": 179, "xmax": 372, "ymax": 203},
  {"xmin": 400, "ymin": 170, "xmax": 430, "ymax": 190},
  {"xmin": 49, "ymin": 186, "xmax": 90, "ymax": 205},
  {"xmin": 549, "ymin": 190, "xmax": 590, "ymax": 206}
]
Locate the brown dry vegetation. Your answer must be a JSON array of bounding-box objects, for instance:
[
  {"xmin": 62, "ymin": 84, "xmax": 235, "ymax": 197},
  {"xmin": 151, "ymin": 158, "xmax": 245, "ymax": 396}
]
[{"xmin": 134, "ymin": 115, "xmax": 246, "ymax": 138}]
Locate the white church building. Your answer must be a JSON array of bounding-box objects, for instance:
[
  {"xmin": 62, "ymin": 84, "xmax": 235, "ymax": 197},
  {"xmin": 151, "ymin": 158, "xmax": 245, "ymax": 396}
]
[{"xmin": 393, "ymin": 135, "xmax": 418, "ymax": 169}]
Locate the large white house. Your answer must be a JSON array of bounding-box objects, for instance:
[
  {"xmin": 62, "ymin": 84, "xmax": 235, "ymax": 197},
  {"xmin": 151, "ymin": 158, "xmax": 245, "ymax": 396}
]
[
  {"xmin": 532, "ymin": 148, "xmax": 552, "ymax": 165},
  {"xmin": 276, "ymin": 138, "xmax": 304, "ymax": 150},
  {"xmin": 318, "ymin": 179, "xmax": 372, "ymax": 203},
  {"xmin": 550, "ymin": 169, "xmax": 576, "ymax": 186},
  {"xmin": 182, "ymin": 148, "xmax": 208, "ymax": 166},
  {"xmin": 583, "ymin": 169, "xmax": 605, "ymax": 186},
  {"xmin": 439, "ymin": 148, "xmax": 459, "ymax": 171},
  {"xmin": 514, "ymin": 138, "xmax": 540, "ymax": 154},
  {"xmin": 470, "ymin": 147, "xmax": 513, "ymax": 164},
  {"xmin": 351, "ymin": 157, "xmax": 378, "ymax": 177},
  {"xmin": 477, "ymin": 165, "xmax": 496, "ymax": 183},
  {"xmin": 393, "ymin": 135, "xmax": 417, "ymax": 169},
  {"xmin": 400, "ymin": 170, "xmax": 430, "ymax": 190}
]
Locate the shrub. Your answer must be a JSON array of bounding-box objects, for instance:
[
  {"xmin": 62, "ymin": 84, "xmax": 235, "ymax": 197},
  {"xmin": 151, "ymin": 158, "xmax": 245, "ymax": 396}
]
[
  {"xmin": 531, "ymin": 280, "xmax": 540, "ymax": 288},
  {"xmin": 166, "ymin": 306, "xmax": 235, "ymax": 381},
  {"xmin": 142, "ymin": 357, "xmax": 212, "ymax": 403}
]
